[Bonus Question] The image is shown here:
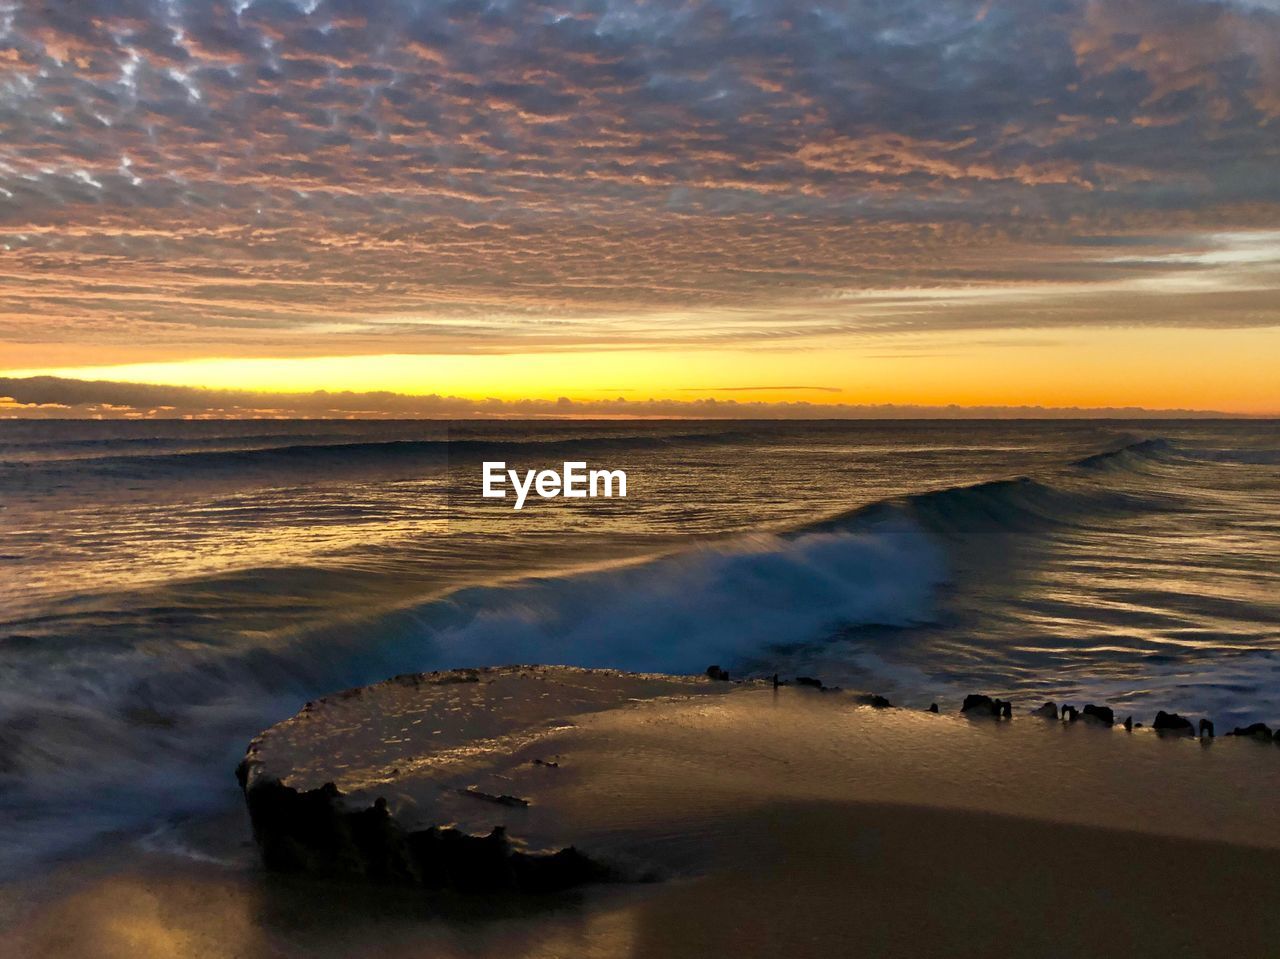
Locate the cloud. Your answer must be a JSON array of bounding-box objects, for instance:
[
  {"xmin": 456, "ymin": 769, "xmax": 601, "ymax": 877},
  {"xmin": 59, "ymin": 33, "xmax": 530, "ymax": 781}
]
[
  {"xmin": 0, "ymin": 375, "xmax": 1240, "ymax": 419},
  {"xmin": 681, "ymin": 385, "xmax": 845, "ymax": 393},
  {"xmin": 0, "ymin": 0, "xmax": 1277, "ymax": 355}
]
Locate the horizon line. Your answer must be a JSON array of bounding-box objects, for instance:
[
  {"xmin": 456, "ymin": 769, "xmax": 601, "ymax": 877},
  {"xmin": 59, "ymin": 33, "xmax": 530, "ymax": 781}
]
[{"xmin": 1, "ymin": 374, "xmax": 1275, "ymax": 420}]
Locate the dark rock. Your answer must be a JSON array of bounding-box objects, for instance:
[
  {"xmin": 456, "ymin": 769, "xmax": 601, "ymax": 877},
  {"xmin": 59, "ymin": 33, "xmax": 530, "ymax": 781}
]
[
  {"xmin": 1062, "ymin": 705, "xmax": 1078, "ymax": 723},
  {"xmin": 928, "ymin": 703, "xmax": 939, "ymax": 713},
  {"xmin": 458, "ymin": 787, "xmax": 529, "ymax": 808},
  {"xmin": 1031, "ymin": 702, "xmax": 1058, "ymax": 720},
  {"xmin": 859, "ymin": 694, "xmax": 893, "ymax": 709},
  {"xmin": 795, "ymin": 676, "xmax": 825, "ymax": 689},
  {"xmin": 705, "ymin": 665, "xmax": 730, "ymax": 682},
  {"xmin": 1124, "ymin": 716, "xmax": 1133, "ymax": 731},
  {"xmin": 239, "ymin": 775, "xmax": 610, "ymax": 892},
  {"xmin": 510, "ymin": 843, "xmax": 608, "ymax": 894},
  {"xmin": 1227, "ymin": 723, "xmax": 1273, "ymax": 740},
  {"xmin": 961, "ymin": 694, "xmax": 1011, "ymax": 718},
  {"xmin": 1199, "ymin": 718, "xmax": 1215, "ymax": 739},
  {"xmin": 1153, "ymin": 711, "xmax": 1195, "ymax": 735},
  {"xmin": 532, "ymin": 758, "xmax": 560, "ymax": 768},
  {"xmin": 1081, "ymin": 704, "xmax": 1115, "ymax": 727},
  {"xmin": 237, "ymin": 666, "xmax": 746, "ymax": 895}
]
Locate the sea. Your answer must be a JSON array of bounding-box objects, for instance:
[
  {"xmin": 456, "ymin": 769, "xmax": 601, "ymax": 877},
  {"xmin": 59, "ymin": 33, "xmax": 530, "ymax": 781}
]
[{"xmin": 1, "ymin": 418, "xmax": 1278, "ymax": 870}]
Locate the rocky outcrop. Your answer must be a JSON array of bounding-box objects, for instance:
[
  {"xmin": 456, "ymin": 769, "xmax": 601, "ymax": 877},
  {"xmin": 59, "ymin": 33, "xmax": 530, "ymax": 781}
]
[
  {"xmin": 1227, "ymin": 723, "xmax": 1274, "ymax": 741},
  {"xmin": 233, "ymin": 666, "xmax": 730, "ymax": 894},
  {"xmin": 235, "ymin": 771, "xmax": 610, "ymax": 892},
  {"xmin": 1153, "ymin": 711, "xmax": 1195, "ymax": 735},
  {"xmin": 961, "ymin": 694, "xmax": 1011, "ymax": 718},
  {"xmin": 1081, "ymin": 704, "xmax": 1115, "ymax": 727},
  {"xmin": 1030, "ymin": 702, "xmax": 1058, "ymax": 720},
  {"xmin": 235, "ymin": 665, "xmax": 1280, "ymax": 899}
]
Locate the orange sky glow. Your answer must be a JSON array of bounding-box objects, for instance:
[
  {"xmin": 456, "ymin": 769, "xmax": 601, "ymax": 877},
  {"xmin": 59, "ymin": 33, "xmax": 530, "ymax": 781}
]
[{"xmin": 1, "ymin": 0, "xmax": 1277, "ymax": 417}]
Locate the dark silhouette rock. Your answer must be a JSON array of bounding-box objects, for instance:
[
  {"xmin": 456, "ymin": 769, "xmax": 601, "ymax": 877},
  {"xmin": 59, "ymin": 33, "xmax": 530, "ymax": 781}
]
[
  {"xmin": 1227, "ymin": 723, "xmax": 1273, "ymax": 740},
  {"xmin": 1081, "ymin": 704, "xmax": 1115, "ymax": 726},
  {"xmin": 238, "ymin": 774, "xmax": 610, "ymax": 892},
  {"xmin": 1031, "ymin": 702, "xmax": 1058, "ymax": 720},
  {"xmin": 1153, "ymin": 711, "xmax": 1195, "ymax": 735},
  {"xmin": 1124, "ymin": 716, "xmax": 1133, "ymax": 732},
  {"xmin": 1062, "ymin": 705, "xmax": 1078, "ymax": 723},
  {"xmin": 928, "ymin": 703, "xmax": 939, "ymax": 713},
  {"xmin": 961, "ymin": 694, "xmax": 1011, "ymax": 718},
  {"xmin": 235, "ymin": 665, "xmax": 732, "ymax": 895},
  {"xmin": 860, "ymin": 694, "xmax": 893, "ymax": 709},
  {"xmin": 705, "ymin": 665, "xmax": 730, "ymax": 682},
  {"xmin": 458, "ymin": 787, "xmax": 529, "ymax": 807},
  {"xmin": 795, "ymin": 676, "xmax": 825, "ymax": 689},
  {"xmin": 1199, "ymin": 718, "xmax": 1215, "ymax": 739}
]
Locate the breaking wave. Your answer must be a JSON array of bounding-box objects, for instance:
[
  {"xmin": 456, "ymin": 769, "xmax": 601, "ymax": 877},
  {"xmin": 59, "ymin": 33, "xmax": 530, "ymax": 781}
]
[{"xmin": 0, "ymin": 433, "xmax": 1226, "ymax": 871}]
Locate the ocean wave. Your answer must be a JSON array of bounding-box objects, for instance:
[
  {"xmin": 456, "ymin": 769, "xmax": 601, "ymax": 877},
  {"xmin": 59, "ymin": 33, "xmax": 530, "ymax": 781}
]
[
  {"xmin": 810, "ymin": 471, "xmax": 1160, "ymax": 541},
  {"xmin": 0, "ymin": 441, "xmax": 1172, "ymax": 823},
  {"xmin": 1071, "ymin": 435, "xmax": 1280, "ymax": 469},
  {"xmin": 1179, "ymin": 447, "xmax": 1280, "ymax": 466},
  {"xmin": 1, "ymin": 440, "xmax": 1171, "ymax": 867},
  {"xmin": 418, "ymin": 522, "xmax": 945, "ymax": 673},
  {"xmin": 0, "ymin": 429, "xmax": 755, "ymax": 481},
  {"xmin": 1069, "ymin": 437, "xmax": 1176, "ymax": 470},
  {"xmin": 0, "ymin": 431, "xmax": 1243, "ymax": 870},
  {"xmin": 0, "ymin": 513, "xmax": 945, "ymax": 869}
]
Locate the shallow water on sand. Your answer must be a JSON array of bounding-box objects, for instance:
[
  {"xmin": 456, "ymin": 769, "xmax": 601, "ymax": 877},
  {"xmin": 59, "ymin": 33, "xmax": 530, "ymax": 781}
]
[{"xmin": 7, "ymin": 678, "xmax": 1280, "ymax": 959}]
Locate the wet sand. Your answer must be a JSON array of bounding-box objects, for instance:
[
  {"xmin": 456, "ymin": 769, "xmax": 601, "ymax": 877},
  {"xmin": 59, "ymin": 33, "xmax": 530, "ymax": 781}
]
[
  {"xmin": 7, "ymin": 801, "xmax": 1280, "ymax": 959},
  {"xmin": 5, "ymin": 668, "xmax": 1280, "ymax": 958}
]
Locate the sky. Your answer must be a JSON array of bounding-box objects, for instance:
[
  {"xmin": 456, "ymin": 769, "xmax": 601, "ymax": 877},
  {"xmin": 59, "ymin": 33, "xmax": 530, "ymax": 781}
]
[{"xmin": 0, "ymin": 0, "xmax": 1278, "ymax": 417}]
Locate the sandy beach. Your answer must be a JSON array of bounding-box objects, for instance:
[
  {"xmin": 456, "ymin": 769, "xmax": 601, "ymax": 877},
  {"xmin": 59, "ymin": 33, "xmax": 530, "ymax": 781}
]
[
  {"xmin": 6, "ymin": 667, "xmax": 1277, "ymax": 959},
  {"xmin": 8, "ymin": 800, "xmax": 1280, "ymax": 959}
]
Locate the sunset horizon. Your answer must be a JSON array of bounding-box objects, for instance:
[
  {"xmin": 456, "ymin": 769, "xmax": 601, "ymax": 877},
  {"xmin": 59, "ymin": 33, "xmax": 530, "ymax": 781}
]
[
  {"xmin": 2, "ymin": 0, "xmax": 1278, "ymax": 418},
  {"xmin": 1, "ymin": 368, "xmax": 1274, "ymax": 418}
]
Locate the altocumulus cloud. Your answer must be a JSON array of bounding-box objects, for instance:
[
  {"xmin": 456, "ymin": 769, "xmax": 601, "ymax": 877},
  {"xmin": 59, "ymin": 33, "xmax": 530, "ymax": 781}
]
[{"xmin": 0, "ymin": 0, "xmax": 1277, "ymax": 353}]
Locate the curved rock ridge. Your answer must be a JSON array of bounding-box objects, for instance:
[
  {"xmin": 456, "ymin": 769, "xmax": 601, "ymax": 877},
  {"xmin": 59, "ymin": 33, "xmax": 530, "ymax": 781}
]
[
  {"xmin": 236, "ymin": 666, "xmax": 742, "ymax": 891},
  {"xmin": 238, "ymin": 666, "xmax": 1280, "ymax": 895}
]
